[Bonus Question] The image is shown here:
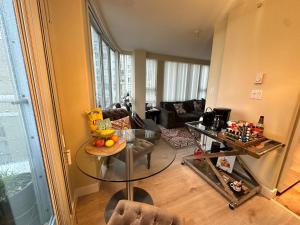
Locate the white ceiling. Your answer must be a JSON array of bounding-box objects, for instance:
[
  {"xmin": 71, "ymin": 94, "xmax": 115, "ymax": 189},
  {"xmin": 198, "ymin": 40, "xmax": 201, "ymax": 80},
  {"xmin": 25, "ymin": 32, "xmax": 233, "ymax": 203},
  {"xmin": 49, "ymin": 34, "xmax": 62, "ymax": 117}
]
[{"xmin": 97, "ymin": 0, "xmax": 239, "ymax": 60}]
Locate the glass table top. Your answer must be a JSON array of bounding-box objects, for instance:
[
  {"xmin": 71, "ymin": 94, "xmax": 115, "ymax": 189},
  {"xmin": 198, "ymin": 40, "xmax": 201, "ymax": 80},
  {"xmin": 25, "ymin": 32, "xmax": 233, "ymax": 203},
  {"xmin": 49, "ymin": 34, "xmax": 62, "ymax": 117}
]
[{"xmin": 76, "ymin": 129, "xmax": 176, "ymax": 182}]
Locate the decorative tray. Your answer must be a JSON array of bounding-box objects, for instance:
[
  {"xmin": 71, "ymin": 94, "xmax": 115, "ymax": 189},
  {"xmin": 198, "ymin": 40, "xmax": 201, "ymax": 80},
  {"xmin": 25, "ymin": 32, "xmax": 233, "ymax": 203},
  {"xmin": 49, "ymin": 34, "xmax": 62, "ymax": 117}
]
[
  {"xmin": 218, "ymin": 133, "xmax": 267, "ymax": 147},
  {"xmin": 85, "ymin": 138, "xmax": 126, "ymax": 156}
]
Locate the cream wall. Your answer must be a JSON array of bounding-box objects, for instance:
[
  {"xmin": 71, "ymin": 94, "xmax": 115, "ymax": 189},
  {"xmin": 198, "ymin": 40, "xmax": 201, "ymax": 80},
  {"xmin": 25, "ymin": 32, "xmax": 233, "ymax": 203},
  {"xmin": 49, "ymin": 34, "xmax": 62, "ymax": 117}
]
[
  {"xmin": 207, "ymin": 0, "xmax": 300, "ymax": 189},
  {"xmin": 46, "ymin": 0, "xmax": 97, "ymax": 198},
  {"xmin": 205, "ymin": 18, "xmax": 228, "ymax": 107}
]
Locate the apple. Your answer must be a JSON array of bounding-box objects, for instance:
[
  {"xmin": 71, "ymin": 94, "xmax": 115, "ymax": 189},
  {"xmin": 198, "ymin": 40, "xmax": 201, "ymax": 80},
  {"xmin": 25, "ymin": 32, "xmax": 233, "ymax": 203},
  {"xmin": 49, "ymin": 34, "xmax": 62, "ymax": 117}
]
[{"xmin": 95, "ymin": 139, "xmax": 105, "ymax": 147}]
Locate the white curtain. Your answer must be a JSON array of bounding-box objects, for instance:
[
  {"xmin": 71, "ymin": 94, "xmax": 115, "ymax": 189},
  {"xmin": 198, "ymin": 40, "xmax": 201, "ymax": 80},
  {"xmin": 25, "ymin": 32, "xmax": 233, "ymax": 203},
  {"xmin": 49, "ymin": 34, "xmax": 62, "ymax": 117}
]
[
  {"xmin": 198, "ymin": 65, "xmax": 209, "ymax": 99},
  {"xmin": 146, "ymin": 59, "xmax": 157, "ymax": 106},
  {"xmin": 163, "ymin": 61, "xmax": 209, "ymax": 101}
]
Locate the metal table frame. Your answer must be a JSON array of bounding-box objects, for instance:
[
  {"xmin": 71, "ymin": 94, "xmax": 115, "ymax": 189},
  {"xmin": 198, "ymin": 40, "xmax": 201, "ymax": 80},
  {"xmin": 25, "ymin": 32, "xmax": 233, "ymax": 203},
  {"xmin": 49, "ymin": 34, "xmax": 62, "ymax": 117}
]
[{"xmin": 182, "ymin": 121, "xmax": 284, "ymax": 209}]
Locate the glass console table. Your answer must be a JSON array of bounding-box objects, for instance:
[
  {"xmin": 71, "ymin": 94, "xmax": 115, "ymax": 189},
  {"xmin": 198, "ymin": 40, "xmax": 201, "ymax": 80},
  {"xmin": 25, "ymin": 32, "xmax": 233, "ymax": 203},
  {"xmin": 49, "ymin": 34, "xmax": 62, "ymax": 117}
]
[
  {"xmin": 183, "ymin": 121, "xmax": 284, "ymax": 209},
  {"xmin": 76, "ymin": 129, "xmax": 176, "ymax": 223}
]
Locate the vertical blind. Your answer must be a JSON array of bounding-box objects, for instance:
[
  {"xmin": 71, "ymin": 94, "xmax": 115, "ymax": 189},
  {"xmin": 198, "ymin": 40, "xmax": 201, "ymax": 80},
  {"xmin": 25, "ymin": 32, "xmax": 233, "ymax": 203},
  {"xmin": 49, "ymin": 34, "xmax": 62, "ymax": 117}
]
[
  {"xmin": 90, "ymin": 24, "xmax": 132, "ymax": 108},
  {"xmin": 163, "ymin": 61, "xmax": 209, "ymax": 101},
  {"xmin": 146, "ymin": 59, "xmax": 157, "ymax": 106}
]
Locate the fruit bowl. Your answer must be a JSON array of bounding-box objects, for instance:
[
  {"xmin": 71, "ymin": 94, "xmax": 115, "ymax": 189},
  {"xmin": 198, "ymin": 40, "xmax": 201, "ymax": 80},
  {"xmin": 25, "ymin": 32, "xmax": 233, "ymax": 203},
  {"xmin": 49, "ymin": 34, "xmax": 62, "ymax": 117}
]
[{"xmin": 85, "ymin": 137, "xmax": 126, "ymax": 156}]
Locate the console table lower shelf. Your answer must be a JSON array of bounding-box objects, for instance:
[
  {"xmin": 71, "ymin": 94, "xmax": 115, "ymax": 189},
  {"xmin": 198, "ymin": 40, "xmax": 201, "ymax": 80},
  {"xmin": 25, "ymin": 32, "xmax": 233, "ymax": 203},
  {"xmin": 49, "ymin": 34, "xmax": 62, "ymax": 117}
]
[{"xmin": 182, "ymin": 155, "xmax": 261, "ymax": 209}]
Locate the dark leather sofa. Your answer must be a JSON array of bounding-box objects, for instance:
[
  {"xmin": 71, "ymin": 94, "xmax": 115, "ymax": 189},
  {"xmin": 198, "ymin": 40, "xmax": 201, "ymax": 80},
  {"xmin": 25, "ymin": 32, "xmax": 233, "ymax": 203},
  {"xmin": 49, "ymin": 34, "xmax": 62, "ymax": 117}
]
[{"xmin": 159, "ymin": 99, "xmax": 205, "ymax": 129}]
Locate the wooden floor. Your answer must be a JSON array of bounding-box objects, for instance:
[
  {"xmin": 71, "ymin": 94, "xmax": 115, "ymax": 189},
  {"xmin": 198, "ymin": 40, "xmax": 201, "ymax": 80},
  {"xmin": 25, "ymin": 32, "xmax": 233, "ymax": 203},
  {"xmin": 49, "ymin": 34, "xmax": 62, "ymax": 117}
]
[
  {"xmin": 76, "ymin": 146, "xmax": 300, "ymax": 225},
  {"xmin": 276, "ymin": 182, "xmax": 300, "ymax": 217}
]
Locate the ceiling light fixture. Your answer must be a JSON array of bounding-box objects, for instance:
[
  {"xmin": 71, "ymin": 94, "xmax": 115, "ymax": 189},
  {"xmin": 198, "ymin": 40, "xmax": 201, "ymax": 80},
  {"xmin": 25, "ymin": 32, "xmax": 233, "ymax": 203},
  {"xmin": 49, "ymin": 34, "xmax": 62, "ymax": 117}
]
[
  {"xmin": 256, "ymin": 0, "xmax": 264, "ymax": 8},
  {"xmin": 193, "ymin": 29, "xmax": 202, "ymax": 39}
]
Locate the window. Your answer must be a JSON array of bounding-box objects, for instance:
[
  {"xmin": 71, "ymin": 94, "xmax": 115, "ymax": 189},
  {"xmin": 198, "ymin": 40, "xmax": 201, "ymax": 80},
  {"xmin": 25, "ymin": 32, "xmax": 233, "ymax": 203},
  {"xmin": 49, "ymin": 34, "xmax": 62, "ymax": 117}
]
[
  {"xmin": 102, "ymin": 41, "xmax": 111, "ymax": 107},
  {"xmin": 146, "ymin": 59, "xmax": 157, "ymax": 106},
  {"xmin": 119, "ymin": 54, "xmax": 133, "ymax": 99},
  {"xmin": 90, "ymin": 26, "xmax": 103, "ymax": 107},
  {"xmin": 90, "ymin": 24, "xmax": 124, "ymax": 108},
  {"xmin": 0, "ymin": 126, "xmax": 5, "ymax": 137},
  {"xmin": 110, "ymin": 49, "xmax": 119, "ymax": 103},
  {"xmin": 163, "ymin": 61, "xmax": 209, "ymax": 101}
]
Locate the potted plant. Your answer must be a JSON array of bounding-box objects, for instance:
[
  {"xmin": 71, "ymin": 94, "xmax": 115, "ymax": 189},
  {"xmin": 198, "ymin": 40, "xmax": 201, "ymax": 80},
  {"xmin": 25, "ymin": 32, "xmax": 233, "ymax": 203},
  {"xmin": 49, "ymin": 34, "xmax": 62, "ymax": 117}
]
[
  {"xmin": 0, "ymin": 171, "xmax": 15, "ymax": 225},
  {"xmin": 0, "ymin": 171, "xmax": 38, "ymax": 225}
]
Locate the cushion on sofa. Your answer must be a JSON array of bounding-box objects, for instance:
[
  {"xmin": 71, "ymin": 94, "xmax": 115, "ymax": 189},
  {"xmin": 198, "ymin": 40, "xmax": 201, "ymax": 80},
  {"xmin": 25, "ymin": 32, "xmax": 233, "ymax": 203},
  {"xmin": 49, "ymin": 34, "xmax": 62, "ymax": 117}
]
[
  {"xmin": 176, "ymin": 113, "xmax": 200, "ymax": 122},
  {"xmin": 103, "ymin": 108, "xmax": 129, "ymax": 121},
  {"xmin": 193, "ymin": 100, "xmax": 202, "ymax": 112},
  {"xmin": 111, "ymin": 116, "xmax": 132, "ymax": 130},
  {"xmin": 160, "ymin": 102, "xmax": 176, "ymax": 112},
  {"xmin": 182, "ymin": 100, "xmax": 194, "ymax": 113},
  {"xmin": 173, "ymin": 103, "xmax": 186, "ymax": 115},
  {"xmin": 194, "ymin": 99, "xmax": 205, "ymax": 112}
]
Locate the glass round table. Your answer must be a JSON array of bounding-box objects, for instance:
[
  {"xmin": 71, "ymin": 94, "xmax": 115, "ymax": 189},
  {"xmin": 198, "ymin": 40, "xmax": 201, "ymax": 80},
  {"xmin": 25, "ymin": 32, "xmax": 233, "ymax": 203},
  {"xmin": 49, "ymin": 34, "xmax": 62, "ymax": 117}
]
[{"xmin": 76, "ymin": 129, "xmax": 176, "ymax": 223}]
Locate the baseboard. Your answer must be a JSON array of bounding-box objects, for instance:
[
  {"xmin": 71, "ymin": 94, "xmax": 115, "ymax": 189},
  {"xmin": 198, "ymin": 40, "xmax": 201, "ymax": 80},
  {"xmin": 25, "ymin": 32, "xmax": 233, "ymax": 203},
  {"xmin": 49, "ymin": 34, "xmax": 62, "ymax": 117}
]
[
  {"xmin": 74, "ymin": 182, "xmax": 100, "ymax": 198},
  {"xmin": 260, "ymin": 185, "xmax": 277, "ymax": 199}
]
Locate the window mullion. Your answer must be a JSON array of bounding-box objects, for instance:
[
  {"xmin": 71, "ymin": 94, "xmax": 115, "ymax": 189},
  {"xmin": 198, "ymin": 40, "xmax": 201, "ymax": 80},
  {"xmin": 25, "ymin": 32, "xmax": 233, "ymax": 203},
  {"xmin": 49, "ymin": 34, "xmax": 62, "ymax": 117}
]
[
  {"xmin": 99, "ymin": 36, "xmax": 105, "ymax": 108},
  {"xmin": 108, "ymin": 48, "xmax": 112, "ymax": 105},
  {"xmin": 115, "ymin": 52, "xmax": 120, "ymax": 102}
]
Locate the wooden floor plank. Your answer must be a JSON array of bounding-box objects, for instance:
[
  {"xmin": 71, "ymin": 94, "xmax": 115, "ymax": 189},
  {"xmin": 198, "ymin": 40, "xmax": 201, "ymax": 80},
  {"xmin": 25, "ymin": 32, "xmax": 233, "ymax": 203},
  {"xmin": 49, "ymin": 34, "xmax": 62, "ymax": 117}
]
[{"xmin": 275, "ymin": 182, "xmax": 300, "ymax": 216}]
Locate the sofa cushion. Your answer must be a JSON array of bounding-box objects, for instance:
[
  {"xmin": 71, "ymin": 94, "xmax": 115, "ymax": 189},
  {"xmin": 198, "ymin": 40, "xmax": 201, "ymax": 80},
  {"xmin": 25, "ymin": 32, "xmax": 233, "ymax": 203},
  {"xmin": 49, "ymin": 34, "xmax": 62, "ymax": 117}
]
[
  {"xmin": 182, "ymin": 100, "xmax": 194, "ymax": 113},
  {"xmin": 161, "ymin": 102, "xmax": 176, "ymax": 112},
  {"xmin": 173, "ymin": 103, "xmax": 186, "ymax": 115},
  {"xmin": 193, "ymin": 100, "xmax": 203, "ymax": 112},
  {"xmin": 103, "ymin": 108, "xmax": 129, "ymax": 121},
  {"xmin": 176, "ymin": 113, "xmax": 200, "ymax": 122},
  {"xmin": 111, "ymin": 116, "xmax": 132, "ymax": 130},
  {"xmin": 196, "ymin": 99, "xmax": 206, "ymax": 112}
]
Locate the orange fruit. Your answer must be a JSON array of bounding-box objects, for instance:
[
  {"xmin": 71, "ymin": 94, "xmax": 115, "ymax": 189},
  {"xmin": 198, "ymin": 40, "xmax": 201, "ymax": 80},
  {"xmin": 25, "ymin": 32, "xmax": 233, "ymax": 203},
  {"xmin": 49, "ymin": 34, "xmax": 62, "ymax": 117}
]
[
  {"xmin": 110, "ymin": 135, "xmax": 119, "ymax": 142},
  {"xmin": 105, "ymin": 140, "xmax": 115, "ymax": 147}
]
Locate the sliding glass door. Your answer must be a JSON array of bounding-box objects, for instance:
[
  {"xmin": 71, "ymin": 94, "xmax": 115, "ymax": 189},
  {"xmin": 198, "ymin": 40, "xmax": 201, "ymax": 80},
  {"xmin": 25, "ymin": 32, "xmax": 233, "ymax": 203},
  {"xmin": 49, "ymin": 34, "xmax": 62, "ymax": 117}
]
[{"xmin": 0, "ymin": 1, "xmax": 54, "ymax": 224}]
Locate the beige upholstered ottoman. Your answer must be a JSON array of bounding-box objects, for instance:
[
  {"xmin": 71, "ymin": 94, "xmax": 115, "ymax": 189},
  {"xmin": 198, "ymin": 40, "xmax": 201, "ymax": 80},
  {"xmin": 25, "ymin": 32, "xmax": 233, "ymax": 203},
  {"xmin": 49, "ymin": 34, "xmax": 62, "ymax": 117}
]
[{"xmin": 107, "ymin": 200, "xmax": 181, "ymax": 225}]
